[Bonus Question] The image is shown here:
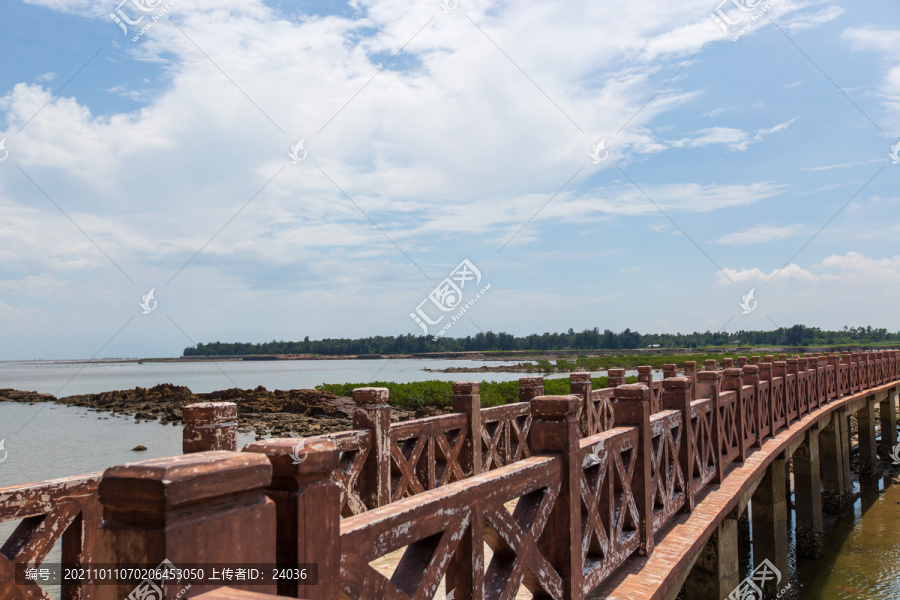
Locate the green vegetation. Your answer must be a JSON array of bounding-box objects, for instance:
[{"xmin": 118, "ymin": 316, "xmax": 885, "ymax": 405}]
[
  {"xmin": 315, "ymin": 376, "xmax": 640, "ymax": 410},
  {"xmin": 183, "ymin": 325, "xmax": 899, "ymax": 356}
]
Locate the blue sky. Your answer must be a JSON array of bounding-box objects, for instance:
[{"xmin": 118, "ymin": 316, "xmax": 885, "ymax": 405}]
[{"xmin": 0, "ymin": 0, "xmax": 898, "ymax": 360}]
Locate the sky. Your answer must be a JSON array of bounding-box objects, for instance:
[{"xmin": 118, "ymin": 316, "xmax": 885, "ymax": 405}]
[{"xmin": 0, "ymin": 0, "xmax": 898, "ymax": 360}]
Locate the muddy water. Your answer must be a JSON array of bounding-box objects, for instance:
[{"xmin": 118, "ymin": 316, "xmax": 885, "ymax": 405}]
[{"xmin": 793, "ymin": 479, "xmax": 900, "ymax": 600}]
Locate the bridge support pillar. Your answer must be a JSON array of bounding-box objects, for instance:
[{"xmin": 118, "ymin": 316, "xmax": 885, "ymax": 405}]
[
  {"xmin": 879, "ymin": 386, "xmax": 898, "ymax": 462},
  {"xmin": 751, "ymin": 452, "xmax": 789, "ymax": 597},
  {"xmin": 793, "ymin": 425, "xmax": 824, "ymax": 557},
  {"xmin": 858, "ymin": 395, "xmax": 880, "ymax": 483},
  {"xmin": 684, "ymin": 510, "xmax": 739, "ymax": 600},
  {"xmin": 821, "ymin": 407, "xmax": 853, "ymax": 514}
]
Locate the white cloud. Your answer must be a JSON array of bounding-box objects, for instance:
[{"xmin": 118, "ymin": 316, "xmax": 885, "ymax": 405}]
[{"xmin": 715, "ymin": 224, "xmax": 806, "ymax": 245}]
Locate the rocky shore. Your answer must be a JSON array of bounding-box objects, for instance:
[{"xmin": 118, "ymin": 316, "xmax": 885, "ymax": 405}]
[{"xmin": 0, "ymin": 384, "xmax": 422, "ymax": 439}]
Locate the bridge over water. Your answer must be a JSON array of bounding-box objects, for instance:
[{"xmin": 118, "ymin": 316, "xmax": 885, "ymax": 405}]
[{"xmin": 2, "ymin": 351, "xmax": 898, "ymax": 600}]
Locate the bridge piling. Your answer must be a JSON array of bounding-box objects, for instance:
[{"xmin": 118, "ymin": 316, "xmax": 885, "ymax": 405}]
[
  {"xmin": 820, "ymin": 406, "xmax": 853, "ymax": 514},
  {"xmin": 879, "ymin": 383, "xmax": 898, "ymax": 460},
  {"xmin": 857, "ymin": 395, "xmax": 880, "ymax": 483},
  {"xmin": 683, "ymin": 509, "xmax": 740, "ymax": 600},
  {"xmin": 794, "ymin": 425, "xmax": 824, "ymax": 557},
  {"xmin": 750, "ymin": 452, "xmax": 790, "ymax": 595}
]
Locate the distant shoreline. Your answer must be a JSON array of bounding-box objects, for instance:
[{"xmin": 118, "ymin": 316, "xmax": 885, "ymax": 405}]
[{"xmin": 0, "ymin": 344, "xmax": 887, "ymax": 365}]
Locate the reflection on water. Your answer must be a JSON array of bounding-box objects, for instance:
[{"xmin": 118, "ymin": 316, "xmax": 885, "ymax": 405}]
[{"xmin": 795, "ymin": 479, "xmax": 900, "ymax": 600}]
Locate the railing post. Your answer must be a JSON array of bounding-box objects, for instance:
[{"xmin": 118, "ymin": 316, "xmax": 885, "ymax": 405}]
[
  {"xmin": 737, "ymin": 356, "xmax": 747, "ymax": 368},
  {"xmin": 743, "ymin": 365, "xmax": 761, "ymax": 446},
  {"xmin": 242, "ymin": 439, "xmax": 340, "ymax": 600},
  {"xmin": 722, "ymin": 358, "xmax": 734, "ymax": 369},
  {"xmin": 660, "ymin": 377, "xmax": 694, "ymax": 511},
  {"xmin": 182, "ymin": 402, "xmax": 238, "ymax": 453},
  {"xmin": 613, "ymin": 384, "xmax": 654, "ymax": 555},
  {"xmin": 684, "ymin": 361, "xmax": 697, "ymax": 400},
  {"xmin": 570, "ymin": 372, "xmax": 592, "ymax": 437},
  {"xmin": 697, "ymin": 371, "xmax": 723, "ymax": 483},
  {"xmin": 774, "ymin": 361, "xmax": 789, "ymax": 428},
  {"xmin": 827, "ymin": 353, "xmax": 840, "ymax": 400},
  {"xmin": 350, "ymin": 387, "xmax": 391, "ymax": 509},
  {"xmin": 607, "ymin": 368, "xmax": 626, "ymax": 388},
  {"xmin": 519, "ymin": 376, "xmax": 544, "ymax": 402},
  {"xmin": 637, "ymin": 366, "xmax": 655, "ymax": 412},
  {"xmin": 528, "ymin": 394, "xmax": 583, "ymax": 600},
  {"xmin": 452, "ymin": 381, "xmax": 482, "ymax": 477},
  {"xmin": 448, "ymin": 384, "xmax": 484, "ymax": 600},
  {"xmin": 663, "ymin": 363, "xmax": 677, "ymax": 379},
  {"xmin": 759, "ymin": 362, "xmax": 774, "ymax": 435},
  {"xmin": 96, "ymin": 452, "xmax": 276, "ymax": 600},
  {"xmin": 722, "ymin": 368, "xmax": 745, "ymax": 462}
]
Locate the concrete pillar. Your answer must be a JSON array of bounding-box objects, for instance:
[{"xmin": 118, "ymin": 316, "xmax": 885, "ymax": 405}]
[
  {"xmin": 182, "ymin": 401, "xmax": 238, "ymax": 453},
  {"xmin": 821, "ymin": 408, "xmax": 853, "ymax": 514},
  {"xmin": 751, "ymin": 453, "xmax": 790, "ymax": 597},
  {"xmin": 684, "ymin": 511, "xmax": 739, "ymax": 600},
  {"xmin": 857, "ymin": 395, "xmax": 880, "ymax": 483},
  {"xmin": 879, "ymin": 385, "xmax": 899, "ymax": 460},
  {"xmin": 794, "ymin": 426, "xmax": 824, "ymax": 557}
]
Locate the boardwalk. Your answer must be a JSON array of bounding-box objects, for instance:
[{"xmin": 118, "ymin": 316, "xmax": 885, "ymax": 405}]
[{"xmin": 1, "ymin": 351, "xmax": 898, "ymax": 600}]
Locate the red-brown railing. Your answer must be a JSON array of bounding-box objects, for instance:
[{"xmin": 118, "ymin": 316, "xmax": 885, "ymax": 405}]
[{"xmin": 2, "ymin": 350, "xmax": 899, "ymax": 600}]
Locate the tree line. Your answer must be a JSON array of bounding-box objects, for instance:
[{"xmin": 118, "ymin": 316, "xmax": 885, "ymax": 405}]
[{"xmin": 182, "ymin": 325, "xmax": 900, "ymax": 356}]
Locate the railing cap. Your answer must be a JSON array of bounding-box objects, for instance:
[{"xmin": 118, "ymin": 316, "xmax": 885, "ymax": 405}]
[
  {"xmin": 531, "ymin": 394, "xmax": 581, "ymax": 418},
  {"xmin": 614, "ymin": 383, "xmax": 650, "ymax": 401},
  {"xmin": 182, "ymin": 401, "xmax": 237, "ymax": 425},
  {"xmin": 352, "ymin": 387, "xmax": 389, "ymax": 406},
  {"xmin": 99, "ymin": 451, "xmax": 271, "ymax": 510},
  {"xmin": 570, "ymin": 372, "xmax": 591, "ymax": 382},
  {"xmin": 452, "ymin": 381, "xmax": 479, "ymax": 394},
  {"xmin": 243, "ymin": 438, "xmax": 338, "ymax": 477},
  {"xmin": 662, "ymin": 377, "xmax": 690, "ymax": 390}
]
